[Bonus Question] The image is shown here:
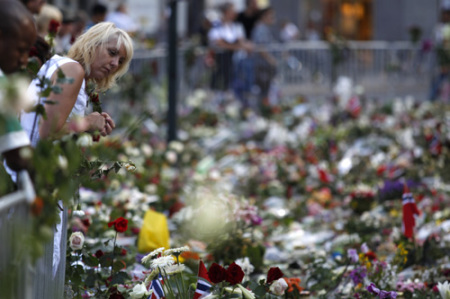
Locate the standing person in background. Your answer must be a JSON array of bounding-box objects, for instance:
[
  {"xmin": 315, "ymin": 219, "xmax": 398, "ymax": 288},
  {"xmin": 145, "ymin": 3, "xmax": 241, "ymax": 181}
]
[
  {"xmin": 236, "ymin": 0, "xmax": 261, "ymax": 39},
  {"xmin": 86, "ymin": 3, "xmax": 107, "ymax": 30},
  {"xmin": 429, "ymin": 6, "xmax": 450, "ymax": 101},
  {"xmin": 106, "ymin": 2, "xmax": 138, "ymax": 36},
  {"xmin": 54, "ymin": 10, "xmax": 76, "ymax": 54},
  {"xmin": 55, "ymin": 10, "xmax": 88, "ymax": 54},
  {"xmin": 252, "ymin": 7, "xmax": 277, "ymax": 107},
  {"xmin": 19, "ymin": 0, "xmax": 46, "ymax": 15},
  {"xmin": 208, "ymin": 2, "xmax": 253, "ymax": 105},
  {"xmin": 0, "ymin": 0, "xmax": 37, "ymax": 196},
  {"xmin": 279, "ymin": 19, "xmax": 300, "ymax": 43},
  {"xmin": 35, "ymin": 4, "xmax": 62, "ymax": 38}
]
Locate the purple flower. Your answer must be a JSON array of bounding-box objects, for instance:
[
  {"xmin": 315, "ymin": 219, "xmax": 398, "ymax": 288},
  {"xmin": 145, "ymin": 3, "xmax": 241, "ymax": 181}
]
[
  {"xmin": 347, "ymin": 248, "xmax": 359, "ymax": 263},
  {"xmin": 367, "ymin": 283, "xmax": 397, "ymax": 298},
  {"xmin": 349, "ymin": 267, "xmax": 367, "ymax": 285},
  {"xmin": 361, "ymin": 243, "xmax": 369, "ymax": 254}
]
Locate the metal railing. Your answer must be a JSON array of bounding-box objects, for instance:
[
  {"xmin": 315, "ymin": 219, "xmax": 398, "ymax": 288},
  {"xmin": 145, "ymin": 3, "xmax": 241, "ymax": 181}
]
[
  {"xmin": 122, "ymin": 41, "xmax": 435, "ymax": 111},
  {"xmin": 0, "ymin": 171, "xmax": 35, "ymax": 299}
]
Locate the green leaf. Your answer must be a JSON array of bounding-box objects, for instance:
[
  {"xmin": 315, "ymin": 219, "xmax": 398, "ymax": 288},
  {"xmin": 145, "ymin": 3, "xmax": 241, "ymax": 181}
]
[
  {"xmin": 52, "ymin": 85, "xmax": 62, "ymax": 94},
  {"xmin": 43, "ymin": 100, "xmax": 57, "ymax": 105},
  {"xmin": 113, "ymin": 260, "xmax": 126, "ymax": 272},
  {"xmin": 110, "ymin": 271, "xmax": 129, "ymax": 285},
  {"xmin": 99, "ymin": 254, "xmax": 113, "ymax": 267},
  {"xmin": 253, "ymin": 285, "xmax": 267, "ymax": 297},
  {"xmin": 57, "ymin": 77, "xmax": 75, "ymax": 84},
  {"xmin": 113, "ymin": 162, "xmax": 122, "ymax": 173},
  {"xmin": 27, "ymin": 58, "xmax": 40, "ymax": 75},
  {"xmin": 33, "ymin": 104, "xmax": 47, "ymax": 119},
  {"xmin": 83, "ymin": 254, "xmax": 99, "ymax": 267},
  {"xmin": 85, "ymin": 273, "xmax": 98, "ymax": 288}
]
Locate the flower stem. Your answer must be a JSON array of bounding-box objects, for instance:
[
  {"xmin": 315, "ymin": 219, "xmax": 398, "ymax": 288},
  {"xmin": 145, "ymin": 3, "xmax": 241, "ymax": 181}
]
[
  {"xmin": 176, "ymin": 255, "xmax": 187, "ymax": 298},
  {"xmin": 111, "ymin": 232, "xmax": 117, "ymax": 278},
  {"xmin": 160, "ymin": 267, "xmax": 176, "ymax": 299}
]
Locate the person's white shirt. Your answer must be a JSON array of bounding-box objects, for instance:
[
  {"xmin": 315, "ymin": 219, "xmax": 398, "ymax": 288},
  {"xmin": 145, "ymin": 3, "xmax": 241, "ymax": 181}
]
[{"xmin": 208, "ymin": 22, "xmax": 245, "ymax": 46}]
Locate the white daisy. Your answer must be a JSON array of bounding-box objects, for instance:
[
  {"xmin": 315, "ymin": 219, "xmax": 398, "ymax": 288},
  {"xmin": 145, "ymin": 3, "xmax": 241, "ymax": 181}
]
[
  {"xmin": 151, "ymin": 256, "xmax": 175, "ymax": 269},
  {"xmin": 164, "ymin": 264, "xmax": 186, "ymax": 275},
  {"xmin": 141, "ymin": 247, "xmax": 165, "ymax": 265},
  {"xmin": 163, "ymin": 246, "xmax": 190, "ymax": 256}
]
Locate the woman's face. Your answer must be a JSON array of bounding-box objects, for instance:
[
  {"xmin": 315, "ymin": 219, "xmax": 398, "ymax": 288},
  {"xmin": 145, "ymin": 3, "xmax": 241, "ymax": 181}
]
[{"xmin": 89, "ymin": 38, "xmax": 127, "ymax": 80}]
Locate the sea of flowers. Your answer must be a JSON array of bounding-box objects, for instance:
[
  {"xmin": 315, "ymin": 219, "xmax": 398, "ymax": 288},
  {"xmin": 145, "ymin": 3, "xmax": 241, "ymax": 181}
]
[{"xmin": 56, "ymin": 76, "xmax": 450, "ymax": 299}]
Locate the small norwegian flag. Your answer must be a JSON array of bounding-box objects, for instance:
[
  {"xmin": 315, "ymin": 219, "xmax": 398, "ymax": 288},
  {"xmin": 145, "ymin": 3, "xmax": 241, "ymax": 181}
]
[
  {"xmin": 429, "ymin": 134, "xmax": 442, "ymax": 156},
  {"xmin": 148, "ymin": 273, "xmax": 165, "ymax": 299},
  {"xmin": 346, "ymin": 96, "xmax": 361, "ymax": 118},
  {"xmin": 402, "ymin": 184, "xmax": 421, "ymax": 239},
  {"xmin": 193, "ymin": 260, "xmax": 213, "ymax": 299}
]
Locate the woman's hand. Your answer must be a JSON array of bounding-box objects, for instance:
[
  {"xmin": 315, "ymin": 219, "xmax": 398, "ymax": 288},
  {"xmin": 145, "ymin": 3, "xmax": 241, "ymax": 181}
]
[
  {"xmin": 101, "ymin": 112, "xmax": 115, "ymax": 135},
  {"xmin": 85, "ymin": 112, "xmax": 106, "ymax": 134}
]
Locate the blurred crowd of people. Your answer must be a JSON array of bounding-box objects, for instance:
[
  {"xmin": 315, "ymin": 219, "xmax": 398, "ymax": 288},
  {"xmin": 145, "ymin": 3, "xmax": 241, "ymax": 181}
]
[
  {"xmin": 200, "ymin": 0, "xmax": 312, "ymax": 111},
  {"xmin": 19, "ymin": 1, "xmax": 138, "ymax": 59}
]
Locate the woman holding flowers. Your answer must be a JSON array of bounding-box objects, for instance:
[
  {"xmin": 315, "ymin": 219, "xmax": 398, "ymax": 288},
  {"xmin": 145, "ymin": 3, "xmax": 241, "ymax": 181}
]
[
  {"xmin": 20, "ymin": 21, "xmax": 133, "ymax": 146},
  {"xmin": 15, "ymin": 22, "xmax": 133, "ymax": 299}
]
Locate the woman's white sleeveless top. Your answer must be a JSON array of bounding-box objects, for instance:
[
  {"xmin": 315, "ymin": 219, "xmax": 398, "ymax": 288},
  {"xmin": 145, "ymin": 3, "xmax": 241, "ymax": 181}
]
[{"xmin": 21, "ymin": 54, "xmax": 88, "ymax": 146}]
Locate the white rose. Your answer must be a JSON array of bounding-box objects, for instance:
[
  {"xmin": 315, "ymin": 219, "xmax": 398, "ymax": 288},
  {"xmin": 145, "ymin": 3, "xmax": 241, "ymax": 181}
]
[
  {"xmin": 165, "ymin": 151, "xmax": 177, "ymax": 164},
  {"xmin": 69, "ymin": 232, "xmax": 85, "ymax": 251},
  {"xmin": 76, "ymin": 134, "xmax": 93, "ymax": 147},
  {"xmin": 140, "ymin": 144, "xmax": 153, "ymax": 157},
  {"xmin": 269, "ymin": 278, "xmax": 288, "ymax": 296},
  {"xmin": 169, "ymin": 141, "xmax": 184, "ymax": 153},
  {"xmin": 144, "ymin": 184, "xmax": 157, "ymax": 194},
  {"xmin": 72, "ymin": 210, "xmax": 85, "ymax": 217},
  {"xmin": 130, "ymin": 282, "xmax": 151, "ymax": 299},
  {"xmin": 58, "ymin": 155, "xmax": 68, "ymax": 170}
]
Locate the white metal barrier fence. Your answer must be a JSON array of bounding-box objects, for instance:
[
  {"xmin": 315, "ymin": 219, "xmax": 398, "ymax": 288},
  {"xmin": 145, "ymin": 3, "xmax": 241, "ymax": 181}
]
[
  {"xmin": 125, "ymin": 41, "xmax": 434, "ymax": 109},
  {"xmin": 0, "ymin": 171, "xmax": 35, "ymax": 299}
]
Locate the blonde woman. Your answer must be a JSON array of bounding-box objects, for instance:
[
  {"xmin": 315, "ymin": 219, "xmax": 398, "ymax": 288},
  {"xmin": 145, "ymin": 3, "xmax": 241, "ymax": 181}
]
[
  {"xmin": 21, "ymin": 21, "xmax": 134, "ymax": 146},
  {"xmin": 15, "ymin": 22, "xmax": 133, "ymax": 299}
]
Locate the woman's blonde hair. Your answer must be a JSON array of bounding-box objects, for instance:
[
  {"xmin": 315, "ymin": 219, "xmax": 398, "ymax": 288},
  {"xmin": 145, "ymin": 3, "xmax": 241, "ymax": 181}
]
[{"xmin": 67, "ymin": 22, "xmax": 134, "ymax": 92}]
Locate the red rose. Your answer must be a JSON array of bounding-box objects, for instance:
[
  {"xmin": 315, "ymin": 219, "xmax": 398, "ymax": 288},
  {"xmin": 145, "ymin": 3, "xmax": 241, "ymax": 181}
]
[
  {"xmin": 90, "ymin": 93, "xmax": 100, "ymax": 103},
  {"xmin": 82, "ymin": 218, "xmax": 91, "ymax": 227},
  {"xmin": 108, "ymin": 286, "xmax": 125, "ymax": 299},
  {"xmin": 267, "ymin": 267, "xmax": 284, "ymax": 284},
  {"xmin": 95, "ymin": 249, "xmax": 104, "ymax": 259},
  {"xmin": 121, "ymin": 249, "xmax": 127, "ymax": 256},
  {"xmin": 208, "ymin": 263, "xmax": 227, "ymax": 284},
  {"xmin": 108, "ymin": 217, "xmax": 128, "ymax": 233},
  {"xmin": 48, "ymin": 19, "xmax": 60, "ymax": 34},
  {"xmin": 225, "ymin": 262, "xmax": 245, "ymax": 285},
  {"xmin": 365, "ymin": 251, "xmax": 377, "ymax": 261}
]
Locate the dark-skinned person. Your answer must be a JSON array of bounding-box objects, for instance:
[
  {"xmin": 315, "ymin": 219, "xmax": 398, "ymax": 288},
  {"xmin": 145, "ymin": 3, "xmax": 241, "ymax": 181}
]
[{"xmin": 0, "ymin": 0, "xmax": 37, "ymax": 196}]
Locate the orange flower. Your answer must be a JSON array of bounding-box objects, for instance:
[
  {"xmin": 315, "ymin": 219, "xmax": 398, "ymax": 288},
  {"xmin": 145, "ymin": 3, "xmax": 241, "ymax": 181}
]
[
  {"xmin": 31, "ymin": 197, "xmax": 44, "ymax": 216},
  {"xmin": 285, "ymin": 277, "xmax": 303, "ymax": 293},
  {"xmin": 180, "ymin": 251, "xmax": 200, "ymax": 260}
]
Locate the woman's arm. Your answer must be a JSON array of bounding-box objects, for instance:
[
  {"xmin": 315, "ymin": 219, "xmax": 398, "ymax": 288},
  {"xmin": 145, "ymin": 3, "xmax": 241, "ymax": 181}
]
[{"xmin": 39, "ymin": 62, "xmax": 85, "ymax": 139}]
